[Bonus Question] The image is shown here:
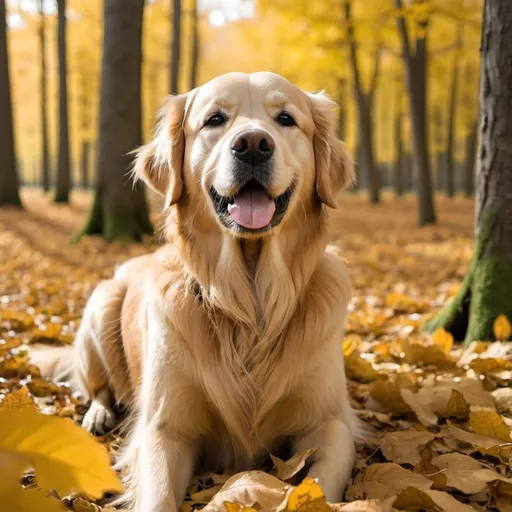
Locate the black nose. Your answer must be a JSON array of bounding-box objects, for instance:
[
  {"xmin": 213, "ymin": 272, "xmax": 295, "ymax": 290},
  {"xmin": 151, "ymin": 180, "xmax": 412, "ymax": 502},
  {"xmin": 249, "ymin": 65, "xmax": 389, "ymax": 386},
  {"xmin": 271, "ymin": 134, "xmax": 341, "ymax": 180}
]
[{"xmin": 231, "ymin": 129, "xmax": 275, "ymax": 166}]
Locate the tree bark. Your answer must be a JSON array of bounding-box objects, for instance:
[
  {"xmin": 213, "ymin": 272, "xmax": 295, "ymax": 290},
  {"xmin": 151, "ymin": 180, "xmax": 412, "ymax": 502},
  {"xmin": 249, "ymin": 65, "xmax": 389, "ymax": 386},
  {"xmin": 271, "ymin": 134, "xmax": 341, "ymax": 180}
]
[
  {"xmin": 0, "ymin": 0, "xmax": 22, "ymax": 207},
  {"xmin": 336, "ymin": 78, "xmax": 347, "ymax": 141},
  {"xmin": 445, "ymin": 23, "xmax": 464, "ymax": 198},
  {"xmin": 80, "ymin": 140, "xmax": 90, "ymax": 189},
  {"xmin": 424, "ymin": 0, "xmax": 512, "ymax": 343},
  {"xmin": 344, "ymin": 0, "xmax": 380, "ymax": 204},
  {"xmin": 189, "ymin": 0, "xmax": 199, "ymax": 90},
  {"xmin": 463, "ymin": 120, "xmax": 477, "ymax": 197},
  {"xmin": 170, "ymin": 0, "xmax": 181, "ymax": 94},
  {"xmin": 394, "ymin": 0, "xmax": 436, "ymax": 225},
  {"xmin": 79, "ymin": 0, "xmax": 152, "ymax": 241},
  {"xmin": 55, "ymin": 0, "xmax": 71, "ymax": 203},
  {"xmin": 393, "ymin": 112, "xmax": 404, "ymax": 197},
  {"xmin": 38, "ymin": 0, "xmax": 50, "ymax": 192}
]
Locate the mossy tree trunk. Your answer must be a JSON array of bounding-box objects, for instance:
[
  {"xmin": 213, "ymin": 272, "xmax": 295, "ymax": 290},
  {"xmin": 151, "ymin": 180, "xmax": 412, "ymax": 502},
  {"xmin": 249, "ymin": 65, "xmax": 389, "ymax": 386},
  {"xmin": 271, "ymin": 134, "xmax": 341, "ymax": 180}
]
[
  {"xmin": 0, "ymin": 0, "xmax": 22, "ymax": 207},
  {"xmin": 55, "ymin": 0, "xmax": 71, "ymax": 203},
  {"xmin": 80, "ymin": 0, "xmax": 152, "ymax": 242},
  {"xmin": 424, "ymin": 0, "xmax": 512, "ymax": 344}
]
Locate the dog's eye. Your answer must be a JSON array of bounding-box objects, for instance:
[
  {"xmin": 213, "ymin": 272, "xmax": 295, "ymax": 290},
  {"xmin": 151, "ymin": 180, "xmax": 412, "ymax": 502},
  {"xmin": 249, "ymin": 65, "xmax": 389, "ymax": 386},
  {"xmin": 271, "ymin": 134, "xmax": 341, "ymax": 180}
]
[
  {"xmin": 204, "ymin": 113, "xmax": 227, "ymax": 128},
  {"xmin": 276, "ymin": 112, "xmax": 296, "ymax": 127}
]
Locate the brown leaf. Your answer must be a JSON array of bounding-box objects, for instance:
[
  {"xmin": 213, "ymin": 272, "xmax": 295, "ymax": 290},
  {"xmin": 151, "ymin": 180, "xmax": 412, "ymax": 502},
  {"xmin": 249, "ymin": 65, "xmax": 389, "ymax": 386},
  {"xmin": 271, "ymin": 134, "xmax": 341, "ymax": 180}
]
[
  {"xmin": 271, "ymin": 449, "xmax": 317, "ymax": 482},
  {"xmin": 393, "ymin": 487, "xmax": 474, "ymax": 512},
  {"xmin": 379, "ymin": 431, "xmax": 436, "ymax": 465},
  {"xmin": 345, "ymin": 463, "xmax": 433, "ymax": 501},
  {"xmin": 369, "ymin": 379, "xmax": 411, "ymax": 415},
  {"xmin": 0, "ymin": 386, "xmax": 37, "ymax": 411},
  {"xmin": 345, "ymin": 350, "xmax": 378, "ymax": 382},
  {"xmin": 431, "ymin": 453, "xmax": 512, "ymax": 494},
  {"xmin": 435, "ymin": 389, "xmax": 469, "ymax": 421}
]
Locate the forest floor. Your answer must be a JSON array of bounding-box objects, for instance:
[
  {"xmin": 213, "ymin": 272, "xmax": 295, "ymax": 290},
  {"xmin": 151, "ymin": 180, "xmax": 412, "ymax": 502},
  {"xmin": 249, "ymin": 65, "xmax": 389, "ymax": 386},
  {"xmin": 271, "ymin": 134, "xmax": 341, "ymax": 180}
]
[{"xmin": 1, "ymin": 190, "xmax": 512, "ymax": 512}]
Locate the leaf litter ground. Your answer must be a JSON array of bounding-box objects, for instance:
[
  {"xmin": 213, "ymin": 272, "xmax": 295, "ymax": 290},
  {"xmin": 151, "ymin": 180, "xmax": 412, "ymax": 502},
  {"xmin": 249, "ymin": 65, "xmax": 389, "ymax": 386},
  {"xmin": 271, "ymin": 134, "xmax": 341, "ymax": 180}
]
[{"xmin": 1, "ymin": 191, "xmax": 511, "ymax": 512}]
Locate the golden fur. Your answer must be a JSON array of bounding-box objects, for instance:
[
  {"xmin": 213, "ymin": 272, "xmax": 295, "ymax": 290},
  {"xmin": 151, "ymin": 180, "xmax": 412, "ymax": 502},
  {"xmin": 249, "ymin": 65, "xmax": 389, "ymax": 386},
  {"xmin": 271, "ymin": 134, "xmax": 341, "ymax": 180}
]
[{"xmin": 32, "ymin": 72, "xmax": 359, "ymax": 511}]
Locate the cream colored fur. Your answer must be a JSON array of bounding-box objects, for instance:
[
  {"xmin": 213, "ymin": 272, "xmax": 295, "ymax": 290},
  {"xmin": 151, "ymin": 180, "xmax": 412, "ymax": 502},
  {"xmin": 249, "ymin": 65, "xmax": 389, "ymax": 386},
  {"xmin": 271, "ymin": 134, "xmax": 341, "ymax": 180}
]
[{"xmin": 33, "ymin": 72, "xmax": 360, "ymax": 511}]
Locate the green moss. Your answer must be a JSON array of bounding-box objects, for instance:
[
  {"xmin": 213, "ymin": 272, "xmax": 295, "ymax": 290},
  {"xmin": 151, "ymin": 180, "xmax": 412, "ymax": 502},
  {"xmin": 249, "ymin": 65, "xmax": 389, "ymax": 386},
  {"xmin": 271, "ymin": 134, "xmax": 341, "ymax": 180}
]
[{"xmin": 465, "ymin": 255, "xmax": 512, "ymax": 344}]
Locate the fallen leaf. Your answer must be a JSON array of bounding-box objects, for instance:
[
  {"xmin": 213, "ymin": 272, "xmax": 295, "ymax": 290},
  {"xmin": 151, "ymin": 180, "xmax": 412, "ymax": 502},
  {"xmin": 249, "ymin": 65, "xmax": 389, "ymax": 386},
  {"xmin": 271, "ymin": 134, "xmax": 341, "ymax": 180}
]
[
  {"xmin": 379, "ymin": 431, "xmax": 436, "ymax": 465},
  {"xmin": 470, "ymin": 410, "xmax": 512, "ymax": 443},
  {"xmin": 286, "ymin": 477, "xmax": 328, "ymax": 511},
  {"xmin": 0, "ymin": 386, "xmax": 37, "ymax": 411},
  {"xmin": 494, "ymin": 315, "xmax": 512, "ymax": 341},
  {"xmin": 432, "ymin": 328, "xmax": 454, "ymax": 354},
  {"xmin": 73, "ymin": 498, "xmax": 103, "ymax": 511},
  {"xmin": 0, "ymin": 487, "xmax": 65, "ymax": 512},
  {"xmin": 435, "ymin": 389, "xmax": 469, "ymax": 421},
  {"xmin": 345, "ymin": 351, "xmax": 378, "ymax": 382},
  {"xmin": 345, "ymin": 463, "xmax": 433, "ymax": 501},
  {"xmin": 330, "ymin": 499, "xmax": 396, "ymax": 511},
  {"xmin": 369, "ymin": 379, "xmax": 411, "ymax": 415},
  {"xmin": 0, "ymin": 409, "xmax": 123, "ymax": 498},
  {"xmin": 271, "ymin": 449, "xmax": 317, "ymax": 481},
  {"xmin": 204, "ymin": 471, "xmax": 289, "ymax": 511},
  {"xmin": 431, "ymin": 453, "xmax": 512, "ymax": 494},
  {"xmin": 393, "ymin": 487, "xmax": 474, "ymax": 512}
]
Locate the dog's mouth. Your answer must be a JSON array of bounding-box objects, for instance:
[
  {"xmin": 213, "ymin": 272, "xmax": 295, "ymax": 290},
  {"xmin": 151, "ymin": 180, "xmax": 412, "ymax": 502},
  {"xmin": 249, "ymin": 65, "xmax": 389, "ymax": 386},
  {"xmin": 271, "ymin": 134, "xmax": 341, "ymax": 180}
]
[{"xmin": 209, "ymin": 180, "xmax": 293, "ymax": 233}]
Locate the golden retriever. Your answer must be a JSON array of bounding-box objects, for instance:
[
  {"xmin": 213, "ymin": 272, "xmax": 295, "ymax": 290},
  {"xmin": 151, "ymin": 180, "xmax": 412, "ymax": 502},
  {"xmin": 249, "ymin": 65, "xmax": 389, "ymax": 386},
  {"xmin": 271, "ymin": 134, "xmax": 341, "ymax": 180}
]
[{"xmin": 34, "ymin": 72, "xmax": 358, "ymax": 511}]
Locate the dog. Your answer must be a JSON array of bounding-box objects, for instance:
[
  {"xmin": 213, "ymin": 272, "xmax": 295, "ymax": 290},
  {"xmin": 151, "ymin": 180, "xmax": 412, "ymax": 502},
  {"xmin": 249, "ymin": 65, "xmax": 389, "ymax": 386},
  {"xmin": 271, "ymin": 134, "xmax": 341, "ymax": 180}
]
[{"xmin": 33, "ymin": 72, "xmax": 359, "ymax": 511}]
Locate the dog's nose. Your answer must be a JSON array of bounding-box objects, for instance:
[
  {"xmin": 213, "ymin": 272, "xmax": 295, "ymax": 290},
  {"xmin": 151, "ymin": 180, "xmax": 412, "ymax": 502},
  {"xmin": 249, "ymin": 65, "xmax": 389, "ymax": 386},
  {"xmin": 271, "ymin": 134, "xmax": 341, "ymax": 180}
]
[{"xmin": 231, "ymin": 130, "xmax": 275, "ymax": 166}]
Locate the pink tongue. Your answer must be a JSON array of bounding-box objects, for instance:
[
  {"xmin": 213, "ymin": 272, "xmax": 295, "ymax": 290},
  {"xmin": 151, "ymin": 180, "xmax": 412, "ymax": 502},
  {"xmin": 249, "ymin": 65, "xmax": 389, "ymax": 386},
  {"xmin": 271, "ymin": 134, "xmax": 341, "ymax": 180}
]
[{"xmin": 227, "ymin": 188, "xmax": 276, "ymax": 229}]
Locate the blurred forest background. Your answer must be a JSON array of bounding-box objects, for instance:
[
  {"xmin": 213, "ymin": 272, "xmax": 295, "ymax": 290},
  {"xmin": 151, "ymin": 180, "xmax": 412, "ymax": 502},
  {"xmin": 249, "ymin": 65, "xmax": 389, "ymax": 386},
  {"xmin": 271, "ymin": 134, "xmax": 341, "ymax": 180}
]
[{"xmin": 3, "ymin": 0, "xmax": 483, "ymax": 227}]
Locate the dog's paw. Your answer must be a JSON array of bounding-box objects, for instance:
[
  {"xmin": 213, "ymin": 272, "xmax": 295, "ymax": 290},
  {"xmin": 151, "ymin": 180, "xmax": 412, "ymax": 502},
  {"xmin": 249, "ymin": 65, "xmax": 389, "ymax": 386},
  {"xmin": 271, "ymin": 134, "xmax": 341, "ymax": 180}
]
[{"xmin": 82, "ymin": 399, "xmax": 116, "ymax": 435}]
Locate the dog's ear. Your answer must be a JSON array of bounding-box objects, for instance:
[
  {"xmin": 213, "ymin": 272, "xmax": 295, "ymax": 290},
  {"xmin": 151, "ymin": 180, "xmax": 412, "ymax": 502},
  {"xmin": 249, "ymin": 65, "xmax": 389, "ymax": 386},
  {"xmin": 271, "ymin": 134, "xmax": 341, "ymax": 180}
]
[
  {"xmin": 308, "ymin": 92, "xmax": 354, "ymax": 209},
  {"xmin": 132, "ymin": 92, "xmax": 192, "ymax": 209}
]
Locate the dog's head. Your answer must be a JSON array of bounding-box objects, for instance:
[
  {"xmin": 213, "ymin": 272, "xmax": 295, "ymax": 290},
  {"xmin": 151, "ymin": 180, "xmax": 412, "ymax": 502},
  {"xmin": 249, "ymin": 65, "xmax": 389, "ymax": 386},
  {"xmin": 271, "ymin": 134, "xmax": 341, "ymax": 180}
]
[{"xmin": 134, "ymin": 72, "xmax": 353, "ymax": 237}]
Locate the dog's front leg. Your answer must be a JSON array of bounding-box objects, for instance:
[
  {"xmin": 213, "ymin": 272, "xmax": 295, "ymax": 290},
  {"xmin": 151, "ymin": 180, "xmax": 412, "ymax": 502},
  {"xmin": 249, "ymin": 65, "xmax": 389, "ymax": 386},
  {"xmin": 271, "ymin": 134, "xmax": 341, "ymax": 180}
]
[
  {"xmin": 294, "ymin": 419, "xmax": 355, "ymax": 503},
  {"xmin": 132, "ymin": 301, "xmax": 199, "ymax": 512},
  {"xmin": 136, "ymin": 424, "xmax": 196, "ymax": 512}
]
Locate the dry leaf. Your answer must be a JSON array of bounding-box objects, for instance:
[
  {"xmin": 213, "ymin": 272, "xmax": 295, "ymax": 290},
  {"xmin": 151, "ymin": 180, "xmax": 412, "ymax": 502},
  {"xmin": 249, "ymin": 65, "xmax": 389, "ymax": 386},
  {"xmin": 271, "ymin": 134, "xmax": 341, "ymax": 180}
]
[
  {"xmin": 285, "ymin": 477, "xmax": 328, "ymax": 511},
  {"xmin": 204, "ymin": 471, "xmax": 289, "ymax": 511},
  {"xmin": 0, "ymin": 487, "xmax": 65, "ymax": 512},
  {"xmin": 494, "ymin": 315, "xmax": 512, "ymax": 341},
  {"xmin": 432, "ymin": 328, "xmax": 454, "ymax": 354},
  {"xmin": 369, "ymin": 379, "xmax": 411, "ymax": 415},
  {"xmin": 0, "ymin": 386, "xmax": 37, "ymax": 411},
  {"xmin": 379, "ymin": 431, "xmax": 436, "ymax": 465},
  {"xmin": 271, "ymin": 449, "xmax": 317, "ymax": 481},
  {"xmin": 330, "ymin": 499, "xmax": 396, "ymax": 511},
  {"xmin": 0, "ymin": 409, "xmax": 123, "ymax": 498},
  {"xmin": 470, "ymin": 410, "xmax": 512, "ymax": 443},
  {"xmin": 393, "ymin": 487, "xmax": 474, "ymax": 511},
  {"xmin": 431, "ymin": 453, "xmax": 512, "ymax": 494},
  {"xmin": 345, "ymin": 463, "xmax": 433, "ymax": 501},
  {"xmin": 345, "ymin": 350, "xmax": 378, "ymax": 382},
  {"xmin": 435, "ymin": 389, "xmax": 469, "ymax": 421},
  {"xmin": 73, "ymin": 498, "xmax": 103, "ymax": 512}
]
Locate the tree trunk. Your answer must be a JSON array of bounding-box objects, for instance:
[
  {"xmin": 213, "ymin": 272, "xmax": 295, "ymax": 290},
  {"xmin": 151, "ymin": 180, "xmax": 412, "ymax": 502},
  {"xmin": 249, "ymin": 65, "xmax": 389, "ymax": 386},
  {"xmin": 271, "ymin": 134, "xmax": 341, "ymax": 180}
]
[
  {"xmin": 424, "ymin": 0, "xmax": 512, "ymax": 343},
  {"xmin": 38, "ymin": 0, "xmax": 50, "ymax": 193},
  {"xmin": 463, "ymin": 120, "xmax": 477, "ymax": 197},
  {"xmin": 344, "ymin": 0, "xmax": 380, "ymax": 204},
  {"xmin": 55, "ymin": 0, "xmax": 71, "ymax": 203},
  {"xmin": 395, "ymin": 0, "xmax": 436, "ymax": 225},
  {"xmin": 393, "ymin": 112, "xmax": 404, "ymax": 197},
  {"xmin": 79, "ymin": 0, "xmax": 152, "ymax": 241},
  {"xmin": 0, "ymin": 0, "xmax": 22, "ymax": 207},
  {"xmin": 170, "ymin": 0, "xmax": 181, "ymax": 94},
  {"xmin": 189, "ymin": 0, "xmax": 199, "ymax": 90},
  {"xmin": 336, "ymin": 78, "xmax": 347, "ymax": 141},
  {"xmin": 81, "ymin": 140, "xmax": 90, "ymax": 189}
]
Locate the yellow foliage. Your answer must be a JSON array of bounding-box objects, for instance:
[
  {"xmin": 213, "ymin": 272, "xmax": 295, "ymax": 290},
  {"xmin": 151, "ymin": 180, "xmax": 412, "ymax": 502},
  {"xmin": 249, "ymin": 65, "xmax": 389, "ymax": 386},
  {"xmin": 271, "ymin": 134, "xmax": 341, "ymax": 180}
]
[{"xmin": 0, "ymin": 408, "xmax": 123, "ymax": 499}]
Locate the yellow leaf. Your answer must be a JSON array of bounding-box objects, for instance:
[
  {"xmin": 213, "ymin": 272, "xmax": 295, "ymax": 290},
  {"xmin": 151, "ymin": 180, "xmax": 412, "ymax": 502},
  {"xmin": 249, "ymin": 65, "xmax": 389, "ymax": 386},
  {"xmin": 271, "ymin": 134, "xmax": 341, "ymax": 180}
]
[
  {"xmin": 345, "ymin": 350, "xmax": 378, "ymax": 382},
  {"xmin": 494, "ymin": 315, "xmax": 512, "ymax": 341},
  {"xmin": 0, "ymin": 487, "xmax": 65, "ymax": 512},
  {"xmin": 73, "ymin": 498, "xmax": 103, "ymax": 512},
  {"xmin": 224, "ymin": 503, "xmax": 242, "ymax": 512},
  {"xmin": 0, "ymin": 386, "xmax": 37, "ymax": 411},
  {"xmin": 435, "ymin": 389, "xmax": 470, "ymax": 421},
  {"xmin": 0, "ymin": 409, "xmax": 123, "ymax": 499},
  {"xmin": 470, "ymin": 410, "xmax": 512, "ymax": 443},
  {"xmin": 432, "ymin": 328, "xmax": 454, "ymax": 354},
  {"xmin": 369, "ymin": 379, "xmax": 410, "ymax": 414},
  {"xmin": 286, "ymin": 477, "xmax": 326, "ymax": 511}
]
